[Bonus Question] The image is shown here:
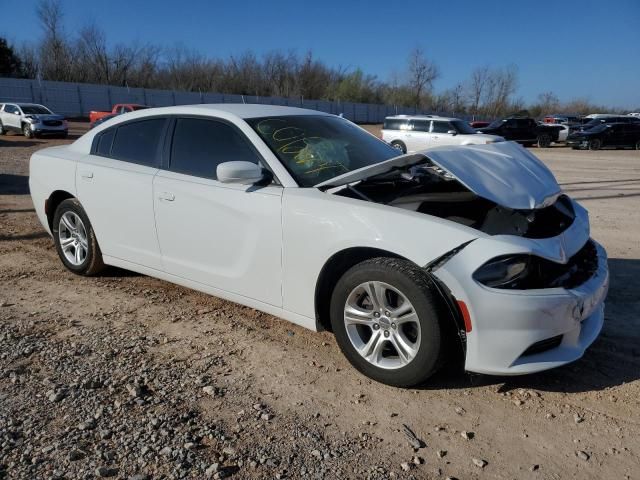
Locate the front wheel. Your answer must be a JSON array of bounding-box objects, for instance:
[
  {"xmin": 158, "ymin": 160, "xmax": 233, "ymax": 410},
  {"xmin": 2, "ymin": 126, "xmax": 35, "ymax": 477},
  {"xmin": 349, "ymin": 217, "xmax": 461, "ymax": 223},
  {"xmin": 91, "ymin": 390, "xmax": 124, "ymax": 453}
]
[
  {"xmin": 330, "ymin": 257, "xmax": 445, "ymax": 387},
  {"xmin": 0, "ymin": 122, "xmax": 5, "ymax": 135},
  {"xmin": 589, "ymin": 139, "xmax": 601, "ymax": 151},
  {"xmin": 22, "ymin": 124, "xmax": 33, "ymax": 138},
  {"xmin": 635, "ymin": 140, "xmax": 640, "ymax": 150},
  {"xmin": 52, "ymin": 199, "xmax": 105, "ymax": 276}
]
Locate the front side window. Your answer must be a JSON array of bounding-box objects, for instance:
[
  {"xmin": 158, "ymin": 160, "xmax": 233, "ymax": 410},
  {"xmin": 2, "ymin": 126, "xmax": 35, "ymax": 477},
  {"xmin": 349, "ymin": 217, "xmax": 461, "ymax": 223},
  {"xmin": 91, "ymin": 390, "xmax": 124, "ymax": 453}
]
[
  {"xmin": 247, "ymin": 115, "xmax": 399, "ymax": 187},
  {"xmin": 450, "ymin": 120, "xmax": 477, "ymax": 134},
  {"xmin": 3, "ymin": 104, "xmax": 17, "ymax": 114},
  {"xmin": 110, "ymin": 118, "xmax": 166, "ymax": 166},
  {"xmin": 170, "ymin": 118, "xmax": 261, "ymax": 179},
  {"xmin": 431, "ymin": 121, "xmax": 451, "ymax": 133}
]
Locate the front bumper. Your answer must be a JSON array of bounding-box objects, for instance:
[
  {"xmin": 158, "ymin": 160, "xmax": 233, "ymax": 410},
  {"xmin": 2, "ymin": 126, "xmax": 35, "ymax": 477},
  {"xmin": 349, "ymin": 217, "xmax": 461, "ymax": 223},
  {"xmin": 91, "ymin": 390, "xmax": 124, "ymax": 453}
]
[
  {"xmin": 433, "ymin": 205, "xmax": 609, "ymax": 375},
  {"xmin": 29, "ymin": 122, "xmax": 68, "ymax": 135}
]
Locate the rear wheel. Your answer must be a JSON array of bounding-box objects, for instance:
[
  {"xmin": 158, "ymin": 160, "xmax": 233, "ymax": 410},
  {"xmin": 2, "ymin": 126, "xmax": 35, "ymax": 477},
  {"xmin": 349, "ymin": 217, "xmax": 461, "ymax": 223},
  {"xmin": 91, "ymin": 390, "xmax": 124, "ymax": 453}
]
[
  {"xmin": 52, "ymin": 199, "xmax": 105, "ymax": 276},
  {"xmin": 588, "ymin": 139, "xmax": 601, "ymax": 151},
  {"xmin": 330, "ymin": 257, "xmax": 445, "ymax": 387},
  {"xmin": 537, "ymin": 133, "xmax": 552, "ymax": 148},
  {"xmin": 22, "ymin": 124, "xmax": 33, "ymax": 138},
  {"xmin": 390, "ymin": 140, "xmax": 406, "ymax": 154}
]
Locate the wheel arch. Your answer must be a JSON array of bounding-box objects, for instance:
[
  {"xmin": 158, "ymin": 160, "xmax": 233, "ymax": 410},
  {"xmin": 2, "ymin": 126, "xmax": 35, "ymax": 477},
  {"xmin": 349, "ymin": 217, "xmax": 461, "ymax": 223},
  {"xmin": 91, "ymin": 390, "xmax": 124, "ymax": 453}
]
[{"xmin": 46, "ymin": 190, "xmax": 75, "ymax": 232}]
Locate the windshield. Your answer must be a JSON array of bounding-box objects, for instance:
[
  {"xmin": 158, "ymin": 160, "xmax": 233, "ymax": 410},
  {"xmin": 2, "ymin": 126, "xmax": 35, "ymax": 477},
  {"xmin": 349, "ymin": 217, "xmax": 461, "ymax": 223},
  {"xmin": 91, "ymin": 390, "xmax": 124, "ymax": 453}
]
[
  {"xmin": 587, "ymin": 124, "xmax": 608, "ymax": 133},
  {"xmin": 247, "ymin": 115, "xmax": 399, "ymax": 187},
  {"xmin": 451, "ymin": 120, "xmax": 477, "ymax": 134},
  {"xmin": 582, "ymin": 119, "xmax": 604, "ymax": 129},
  {"xmin": 20, "ymin": 105, "xmax": 52, "ymax": 115}
]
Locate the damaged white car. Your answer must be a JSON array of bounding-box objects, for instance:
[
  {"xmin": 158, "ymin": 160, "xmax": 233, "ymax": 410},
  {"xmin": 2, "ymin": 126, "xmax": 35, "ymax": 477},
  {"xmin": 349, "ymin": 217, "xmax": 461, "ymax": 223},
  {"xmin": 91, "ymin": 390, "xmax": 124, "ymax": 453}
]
[{"xmin": 29, "ymin": 105, "xmax": 609, "ymax": 387}]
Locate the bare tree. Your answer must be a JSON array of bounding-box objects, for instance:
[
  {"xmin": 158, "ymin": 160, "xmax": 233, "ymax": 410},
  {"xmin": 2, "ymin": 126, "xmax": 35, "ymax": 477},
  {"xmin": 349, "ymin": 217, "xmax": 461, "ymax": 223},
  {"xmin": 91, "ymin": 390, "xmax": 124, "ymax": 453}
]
[
  {"xmin": 407, "ymin": 47, "xmax": 439, "ymax": 108},
  {"xmin": 37, "ymin": 0, "xmax": 74, "ymax": 81}
]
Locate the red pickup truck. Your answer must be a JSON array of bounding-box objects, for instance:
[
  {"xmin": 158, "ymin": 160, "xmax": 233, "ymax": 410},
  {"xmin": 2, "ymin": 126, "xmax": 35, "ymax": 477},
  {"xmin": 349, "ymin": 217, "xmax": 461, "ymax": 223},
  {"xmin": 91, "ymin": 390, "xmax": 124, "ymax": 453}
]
[{"xmin": 89, "ymin": 104, "xmax": 149, "ymax": 126}]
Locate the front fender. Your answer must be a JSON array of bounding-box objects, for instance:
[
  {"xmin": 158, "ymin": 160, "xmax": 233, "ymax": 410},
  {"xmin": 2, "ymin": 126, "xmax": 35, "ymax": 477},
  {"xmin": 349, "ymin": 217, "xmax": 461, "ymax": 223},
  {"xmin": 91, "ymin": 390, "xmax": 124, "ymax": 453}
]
[{"xmin": 281, "ymin": 188, "xmax": 480, "ymax": 320}]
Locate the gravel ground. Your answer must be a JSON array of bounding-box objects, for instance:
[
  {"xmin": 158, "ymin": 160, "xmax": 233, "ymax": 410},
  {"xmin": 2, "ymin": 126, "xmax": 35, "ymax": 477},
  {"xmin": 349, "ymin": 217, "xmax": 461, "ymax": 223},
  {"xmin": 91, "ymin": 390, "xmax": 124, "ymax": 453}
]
[{"xmin": 1, "ymin": 123, "xmax": 639, "ymax": 480}]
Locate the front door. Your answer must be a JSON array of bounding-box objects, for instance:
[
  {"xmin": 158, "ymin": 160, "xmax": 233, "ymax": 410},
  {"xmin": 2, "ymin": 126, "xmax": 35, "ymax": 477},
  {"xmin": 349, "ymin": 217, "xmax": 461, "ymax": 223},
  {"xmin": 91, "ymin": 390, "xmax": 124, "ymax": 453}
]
[{"xmin": 153, "ymin": 117, "xmax": 283, "ymax": 307}]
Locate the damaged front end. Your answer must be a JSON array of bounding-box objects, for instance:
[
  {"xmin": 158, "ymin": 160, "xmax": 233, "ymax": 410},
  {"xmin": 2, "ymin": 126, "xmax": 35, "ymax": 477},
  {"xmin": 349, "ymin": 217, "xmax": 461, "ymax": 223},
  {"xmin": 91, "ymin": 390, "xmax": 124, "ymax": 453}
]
[{"xmin": 319, "ymin": 142, "xmax": 607, "ymax": 373}]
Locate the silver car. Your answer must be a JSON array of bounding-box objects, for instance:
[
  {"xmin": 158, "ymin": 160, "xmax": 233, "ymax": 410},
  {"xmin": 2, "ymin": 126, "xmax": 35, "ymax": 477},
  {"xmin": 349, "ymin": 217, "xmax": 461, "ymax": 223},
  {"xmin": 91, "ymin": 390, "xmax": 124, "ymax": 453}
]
[{"xmin": 0, "ymin": 103, "xmax": 68, "ymax": 138}]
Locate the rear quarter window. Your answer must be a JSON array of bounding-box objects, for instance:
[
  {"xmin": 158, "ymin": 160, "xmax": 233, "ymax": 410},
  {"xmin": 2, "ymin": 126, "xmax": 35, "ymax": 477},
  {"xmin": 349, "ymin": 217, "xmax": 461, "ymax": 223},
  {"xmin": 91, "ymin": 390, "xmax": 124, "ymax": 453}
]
[{"xmin": 383, "ymin": 119, "xmax": 409, "ymax": 131}]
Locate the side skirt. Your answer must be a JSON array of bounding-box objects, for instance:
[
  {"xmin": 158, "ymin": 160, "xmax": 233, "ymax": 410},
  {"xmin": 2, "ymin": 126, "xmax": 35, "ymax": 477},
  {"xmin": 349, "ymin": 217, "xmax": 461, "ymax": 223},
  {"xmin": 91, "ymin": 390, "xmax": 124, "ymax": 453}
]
[{"xmin": 102, "ymin": 255, "xmax": 318, "ymax": 332}]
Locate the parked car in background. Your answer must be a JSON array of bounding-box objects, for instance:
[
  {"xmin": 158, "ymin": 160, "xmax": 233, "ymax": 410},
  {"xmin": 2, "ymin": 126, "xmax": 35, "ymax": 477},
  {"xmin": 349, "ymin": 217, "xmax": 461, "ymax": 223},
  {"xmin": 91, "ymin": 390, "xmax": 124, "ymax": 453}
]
[
  {"xmin": 567, "ymin": 122, "xmax": 640, "ymax": 150},
  {"xmin": 29, "ymin": 104, "xmax": 608, "ymax": 387},
  {"xmin": 477, "ymin": 116, "xmax": 564, "ymax": 147},
  {"xmin": 90, "ymin": 113, "xmax": 119, "ymax": 129},
  {"xmin": 542, "ymin": 114, "xmax": 581, "ymax": 125},
  {"xmin": 576, "ymin": 115, "xmax": 640, "ymax": 132},
  {"xmin": 89, "ymin": 104, "xmax": 149, "ymax": 127},
  {"xmin": 469, "ymin": 120, "xmax": 490, "ymax": 128},
  {"xmin": 0, "ymin": 103, "xmax": 68, "ymax": 138},
  {"xmin": 382, "ymin": 115, "xmax": 503, "ymax": 153}
]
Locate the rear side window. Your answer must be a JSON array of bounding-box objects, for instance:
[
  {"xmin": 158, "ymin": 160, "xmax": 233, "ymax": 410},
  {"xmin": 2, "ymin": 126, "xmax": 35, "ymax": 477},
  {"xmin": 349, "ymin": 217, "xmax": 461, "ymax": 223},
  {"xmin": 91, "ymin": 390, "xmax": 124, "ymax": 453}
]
[
  {"xmin": 110, "ymin": 118, "xmax": 166, "ymax": 166},
  {"xmin": 383, "ymin": 119, "xmax": 409, "ymax": 131},
  {"xmin": 95, "ymin": 129, "xmax": 115, "ymax": 156},
  {"xmin": 169, "ymin": 118, "xmax": 261, "ymax": 179},
  {"xmin": 410, "ymin": 120, "xmax": 430, "ymax": 132}
]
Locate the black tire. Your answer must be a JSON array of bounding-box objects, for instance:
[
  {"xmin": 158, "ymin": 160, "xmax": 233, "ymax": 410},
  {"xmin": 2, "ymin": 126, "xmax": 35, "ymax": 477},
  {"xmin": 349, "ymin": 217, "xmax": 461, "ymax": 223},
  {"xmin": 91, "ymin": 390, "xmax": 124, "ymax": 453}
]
[
  {"xmin": 52, "ymin": 198, "xmax": 105, "ymax": 276},
  {"xmin": 537, "ymin": 134, "xmax": 552, "ymax": 148},
  {"xmin": 22, "ymin": 123, "xmax": 33, "ymax": 139},
  {"xmin": 588, "ymin": 139, "xmax": 601, "ymax": 151},
  {"xmin": 390, "ymin": 140, "xmax": 406, "ymax": 154},
  {"xmin": 0, "ymin": 122, "xmax": 5, "ymax": 135},
  {"xmin": 330, "ymin": 257, "xmax": 446, "ymax": 387},
  {"xmin": 635, "ymin": 140, "xmax": 640, "ymax": 150}
]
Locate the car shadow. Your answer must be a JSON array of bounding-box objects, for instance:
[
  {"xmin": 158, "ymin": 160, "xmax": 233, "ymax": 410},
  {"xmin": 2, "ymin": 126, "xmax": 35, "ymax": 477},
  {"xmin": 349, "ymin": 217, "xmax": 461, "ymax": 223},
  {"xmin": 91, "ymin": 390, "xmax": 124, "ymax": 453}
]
[
  {"xmin": 0, "ymin": 174, "xmax": 29, "ymax": 195},
  {"xmin": 422, "ymin": 257, "xmax": 640, "ymax": 394}
]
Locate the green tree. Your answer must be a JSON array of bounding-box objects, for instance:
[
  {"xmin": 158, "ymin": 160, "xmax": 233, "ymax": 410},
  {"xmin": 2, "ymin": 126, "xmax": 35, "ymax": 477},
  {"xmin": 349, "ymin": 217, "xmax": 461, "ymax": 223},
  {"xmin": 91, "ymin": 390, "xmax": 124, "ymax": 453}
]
[{"xmin": 0, "ymin": 37, "xmax": 24, "ymax": 77}]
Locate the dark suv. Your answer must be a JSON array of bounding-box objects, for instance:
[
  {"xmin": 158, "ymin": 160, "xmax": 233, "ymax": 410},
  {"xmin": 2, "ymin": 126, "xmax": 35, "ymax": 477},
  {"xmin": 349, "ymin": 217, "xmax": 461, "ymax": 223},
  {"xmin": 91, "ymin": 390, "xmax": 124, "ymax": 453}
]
[{"xmin": 566, "ymin": 122, "xmax": 640, "ymax": 150}]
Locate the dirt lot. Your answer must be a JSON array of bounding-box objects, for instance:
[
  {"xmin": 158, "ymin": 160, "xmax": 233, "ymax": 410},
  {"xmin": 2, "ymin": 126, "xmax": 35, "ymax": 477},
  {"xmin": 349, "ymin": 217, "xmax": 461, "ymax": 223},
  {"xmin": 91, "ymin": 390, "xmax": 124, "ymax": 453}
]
[{"xmin": 1, "ymin": 123, "xmax": 639, "ymax": 480}]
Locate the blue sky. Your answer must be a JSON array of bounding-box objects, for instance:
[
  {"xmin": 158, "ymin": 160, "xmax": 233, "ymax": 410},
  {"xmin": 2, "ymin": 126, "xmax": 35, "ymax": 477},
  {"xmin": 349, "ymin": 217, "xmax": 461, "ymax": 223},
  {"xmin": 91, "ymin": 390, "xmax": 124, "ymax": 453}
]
[{"xmin": 2, "ymin": 0, "xmax": 639, "ymax": 108}]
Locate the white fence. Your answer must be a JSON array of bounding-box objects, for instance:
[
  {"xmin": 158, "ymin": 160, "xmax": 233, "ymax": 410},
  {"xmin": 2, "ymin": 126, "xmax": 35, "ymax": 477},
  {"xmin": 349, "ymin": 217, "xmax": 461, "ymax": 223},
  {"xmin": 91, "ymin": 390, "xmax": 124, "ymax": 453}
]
[{"xmin": 0, "ymin": 77, "xmax": 467, "ymax": 123}]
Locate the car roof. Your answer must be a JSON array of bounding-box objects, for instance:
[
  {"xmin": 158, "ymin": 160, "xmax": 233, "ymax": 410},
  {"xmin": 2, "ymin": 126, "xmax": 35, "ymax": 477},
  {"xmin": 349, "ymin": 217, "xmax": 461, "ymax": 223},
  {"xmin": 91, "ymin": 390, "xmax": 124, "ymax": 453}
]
[
  {"xmin": 384, "ymin": 114, "xmax": 459, "ymax": 122},
  {"xmin": 138, "ymin": 104, "xmax": 330, "ymax": 119},
  {"xmin": 15, "ymin": 103, "xmax": 47, "ymax": 108}
]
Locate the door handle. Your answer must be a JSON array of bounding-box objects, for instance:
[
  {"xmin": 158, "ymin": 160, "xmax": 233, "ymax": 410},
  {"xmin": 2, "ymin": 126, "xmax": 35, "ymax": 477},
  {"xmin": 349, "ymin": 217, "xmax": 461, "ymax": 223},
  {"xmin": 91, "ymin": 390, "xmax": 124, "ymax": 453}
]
[
  {"xmin": 80, "ymin": 170, "xmax": 93, "ymax": 179},
  {"xmin": 158, "ymin": 192, "xmax": 175, "ymax": 201}
]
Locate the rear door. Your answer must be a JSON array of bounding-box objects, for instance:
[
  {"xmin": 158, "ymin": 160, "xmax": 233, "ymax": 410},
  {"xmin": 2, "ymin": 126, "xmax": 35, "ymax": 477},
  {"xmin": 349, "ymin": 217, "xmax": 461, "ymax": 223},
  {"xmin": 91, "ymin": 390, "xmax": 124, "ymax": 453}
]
[
  {"xmin": 76, "ymin": 117, "xmax": 168, "ymax": 270},
  {"xmin": 152, "ymin": 116, "xmax": 283, "ymax": 306}
]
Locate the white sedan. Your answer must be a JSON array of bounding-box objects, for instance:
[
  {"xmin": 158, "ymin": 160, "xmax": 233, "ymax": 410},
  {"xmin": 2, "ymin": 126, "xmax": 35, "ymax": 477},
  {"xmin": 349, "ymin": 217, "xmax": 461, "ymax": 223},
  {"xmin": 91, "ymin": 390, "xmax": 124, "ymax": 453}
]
[{"xmin": 29, "ymin": 105, "xmax": 609, "ymax": 387}]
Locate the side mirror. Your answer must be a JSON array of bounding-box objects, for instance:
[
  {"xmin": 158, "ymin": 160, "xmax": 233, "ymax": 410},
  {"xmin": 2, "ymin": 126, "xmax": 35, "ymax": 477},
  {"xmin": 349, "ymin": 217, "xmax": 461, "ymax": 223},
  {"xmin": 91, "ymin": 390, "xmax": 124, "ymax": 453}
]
[
  {"xmin": 447, "ymin": 130, "xmax": 457, "ymax": 136},
  {"xmin": 217, "ymin": 161, "xmax": 264, "ymax": 185}
]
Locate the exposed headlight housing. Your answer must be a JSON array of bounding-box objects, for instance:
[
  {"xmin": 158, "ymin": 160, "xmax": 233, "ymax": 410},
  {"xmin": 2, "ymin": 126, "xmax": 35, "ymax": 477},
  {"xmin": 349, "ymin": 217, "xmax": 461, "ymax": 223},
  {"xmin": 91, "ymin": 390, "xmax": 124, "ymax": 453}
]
[{"xmin": 473, "ymin": 255, "xmax": 530, "ymax": 288}]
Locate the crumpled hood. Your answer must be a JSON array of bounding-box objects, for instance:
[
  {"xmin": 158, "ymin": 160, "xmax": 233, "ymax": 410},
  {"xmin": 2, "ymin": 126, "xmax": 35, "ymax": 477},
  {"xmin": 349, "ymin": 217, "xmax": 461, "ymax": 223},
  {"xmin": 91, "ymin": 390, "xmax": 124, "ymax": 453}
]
[
  {"xmin": 26, "ymin": 114, "xmax": 65, "ymax": 122},
  {"xmin": 317, "ymin": 141, "xmax": 561, "ymax": 210},
  {"xmin": 424, "ymin": 142, "xmax": 561, "ymax": 209}
]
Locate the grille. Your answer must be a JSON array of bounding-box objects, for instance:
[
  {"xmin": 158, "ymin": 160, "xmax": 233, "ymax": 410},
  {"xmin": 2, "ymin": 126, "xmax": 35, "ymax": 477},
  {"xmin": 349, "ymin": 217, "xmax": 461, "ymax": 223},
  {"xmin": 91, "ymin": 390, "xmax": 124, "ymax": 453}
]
[{"xmin": 43, "ymin": 120, "xmax": 63, "ymax": 127}]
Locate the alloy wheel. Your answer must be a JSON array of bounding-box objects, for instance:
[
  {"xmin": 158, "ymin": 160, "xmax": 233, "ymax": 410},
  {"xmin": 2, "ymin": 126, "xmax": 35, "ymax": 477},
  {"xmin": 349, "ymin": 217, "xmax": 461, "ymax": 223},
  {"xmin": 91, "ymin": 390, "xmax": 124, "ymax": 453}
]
[
  {"xmin": 343, "ymin": 281, "xmax": 421, "ymax": 369},
  {"xmin": 58, "ymin": 211, "xmax": 89, "ymax": 266}
]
